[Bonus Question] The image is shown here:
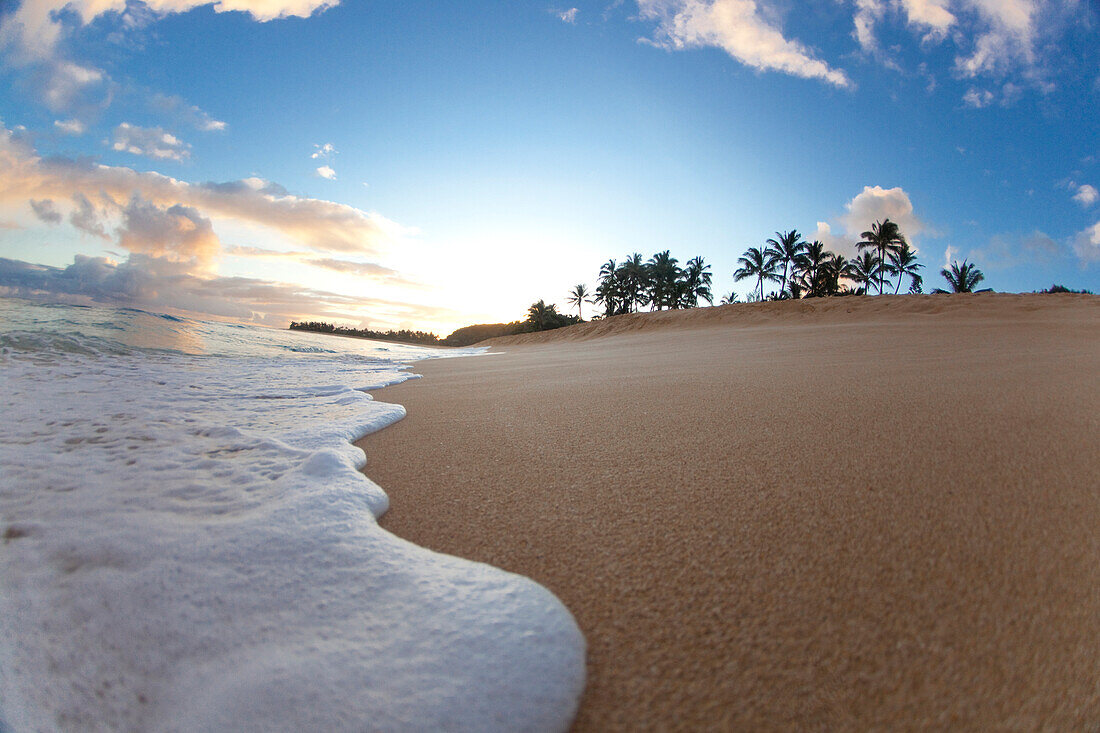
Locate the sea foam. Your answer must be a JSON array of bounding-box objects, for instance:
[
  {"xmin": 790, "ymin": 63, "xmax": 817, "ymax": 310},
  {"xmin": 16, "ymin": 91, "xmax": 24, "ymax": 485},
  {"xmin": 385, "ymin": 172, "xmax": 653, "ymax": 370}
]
[{"xmin": 0, "ymin": 302, "xmax": 585, "ymax": 731}]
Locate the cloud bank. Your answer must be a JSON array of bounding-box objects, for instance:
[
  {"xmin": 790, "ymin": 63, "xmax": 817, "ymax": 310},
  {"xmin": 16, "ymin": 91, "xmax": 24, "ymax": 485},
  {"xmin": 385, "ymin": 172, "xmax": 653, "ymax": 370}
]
[
  {"xmin": 0, "ymin": 254, "xmax": 453, "ymax": 327},
  {"xmin": 0, "ymin": 124, "xmax": 408, "ymax": 257}
]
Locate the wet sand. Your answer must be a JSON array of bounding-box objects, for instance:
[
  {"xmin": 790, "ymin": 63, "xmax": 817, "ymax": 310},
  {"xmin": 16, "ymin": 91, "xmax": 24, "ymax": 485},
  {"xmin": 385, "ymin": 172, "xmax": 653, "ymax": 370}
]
[{"xmin": 358, "ymin": 293, "xmax": 1100, "ymax": 730}]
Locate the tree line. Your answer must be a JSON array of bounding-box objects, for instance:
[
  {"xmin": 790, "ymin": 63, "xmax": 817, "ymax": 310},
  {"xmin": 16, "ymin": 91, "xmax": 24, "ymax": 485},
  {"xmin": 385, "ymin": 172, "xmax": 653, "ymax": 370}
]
[
  {"xmin": 548, "ymin": 219, "xmax": 994, "ymax": 323},
  {"xmin": 288, "ymin": 321, "xmax": 441, "ymax": 346}
]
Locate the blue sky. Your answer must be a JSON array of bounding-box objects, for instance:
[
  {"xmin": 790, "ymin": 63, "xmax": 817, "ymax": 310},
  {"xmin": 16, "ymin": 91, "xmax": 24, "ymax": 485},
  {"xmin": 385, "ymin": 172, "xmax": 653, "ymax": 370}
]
[{"xmin": 0, "ymin": 0, "xmax": 1097, "ymax": 333}]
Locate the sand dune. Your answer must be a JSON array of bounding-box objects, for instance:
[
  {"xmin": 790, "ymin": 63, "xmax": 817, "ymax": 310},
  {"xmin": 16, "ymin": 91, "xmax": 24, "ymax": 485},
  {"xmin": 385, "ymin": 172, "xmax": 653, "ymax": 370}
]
[{"xmin": 359, "ymin": 293, "xmax": 1099, "ymax": 730}]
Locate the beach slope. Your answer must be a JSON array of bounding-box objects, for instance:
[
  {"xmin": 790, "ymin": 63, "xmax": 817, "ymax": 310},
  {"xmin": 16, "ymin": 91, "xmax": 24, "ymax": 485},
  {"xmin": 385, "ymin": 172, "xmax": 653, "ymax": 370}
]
[{"xmin": 359, "ymin": 293, "xmax": 1100, "ymax": 730}]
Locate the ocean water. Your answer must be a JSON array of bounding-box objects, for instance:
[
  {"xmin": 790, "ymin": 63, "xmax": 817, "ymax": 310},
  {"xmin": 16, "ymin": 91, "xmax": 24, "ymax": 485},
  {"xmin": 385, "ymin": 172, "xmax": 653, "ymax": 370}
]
[{"xmin": 0, "ymin": 298, "xmax": 585, "ymax": 732}]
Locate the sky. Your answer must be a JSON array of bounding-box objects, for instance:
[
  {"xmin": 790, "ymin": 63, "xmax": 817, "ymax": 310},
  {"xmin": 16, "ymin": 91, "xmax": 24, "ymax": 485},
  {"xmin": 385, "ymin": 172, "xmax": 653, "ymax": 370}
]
[{"xmin": 0, "ymin": 0, "xmax": 1097, "ymax": 334}]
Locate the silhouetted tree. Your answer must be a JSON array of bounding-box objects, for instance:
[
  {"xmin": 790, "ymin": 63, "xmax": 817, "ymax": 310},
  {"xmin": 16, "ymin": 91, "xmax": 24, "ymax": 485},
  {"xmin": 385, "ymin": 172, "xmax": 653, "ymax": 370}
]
[
  {"xmin": 888, "ymin": 242, "xmax": 924, "ymax": 294},
  {"xmin": 735, "ymin": 246, "xmax": 778, "ymax": 302},
  {"xmin": 796, "ymin": 240, "xmax": 830, "ymax": 297},
  {"xmin": 681, "ymin": 256, "xmax": 714, "ymax": 307},
  {"xmin": 647, "ymin": 250, "xmax": 681, "ymax": 310},
  {"xmin": 936, "ymin": 259, "xmax": 987, "ymax": 293},
  {"xmin": 566, "ymin": 283, "xmax": 591, "ymax": 319},
  {"xmin": 526, "ymin": 299, "xmax": 558, "ymax": 330},
  {"xmin": 846, "ymin": 251, "xmax": 881, "ymax": 295},
  {"xmin": 823, "ymin": 253, "xmax": 850, "ymax": 296},
  {"xmin": 621, "ymin": 253, "xmax": 651, "ymax": 312},
  {"xmin": 858, "ymin": 219, "xmax": 906, "ymax": 294},
  {"xmin": 764, "ymin": 230, "xmax": 805, "ymax": 296}
]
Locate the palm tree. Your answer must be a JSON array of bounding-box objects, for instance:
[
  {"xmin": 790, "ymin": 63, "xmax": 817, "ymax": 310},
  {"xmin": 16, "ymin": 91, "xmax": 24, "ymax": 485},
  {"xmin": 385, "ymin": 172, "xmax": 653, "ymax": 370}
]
[
  {"xmin": 526, "ymin": 299, "xmax": 559, "ymax": 330},
  {"xmin": 824, "ymin": 253, "xmax": 849, "ymax": 296},
  {"xmin": 595, "ymin": 259, "xmax": 623, "ymax": 317},
  {"xmin": 764, "ymin": 230, "xmax": 805, "ymax": 296},
  {"xmin": 720, "ymin": 291, "xmax": 740, "ymax": 305},
  {"xmin": 734, "ymin": 246, "xmax": 778, "ymax": 302},
  {"xmin": 857, "ymin": 219, "xmax": 906, "ymax": 294},
  {"xmin": 888, "ymin": 243, "xmax": 924, "ymax": 294},
  {"xmin": 681, "ymin": 256, "xmax": 713, "ymax": 307},
  {"xmin": 620, "ymin": 253, "xmax": 650, "ymax": 312},
  {"xmin": 646, "ymin": 250, "xmax": 681, "ymax": 310},
  {"xmin": 846, "ymin": 251, "xmax": 881, "ymax": 295},
  {"xmin": 937, "ymin": 259, "xmax": 987, "ymax": 293},
  {"xmin": 566, "ymin": 283, "xmax": 591, "ymax": 319},
  {"xmin": 796, "ymin": 240, "xmax": 830, "ymax": 297}
]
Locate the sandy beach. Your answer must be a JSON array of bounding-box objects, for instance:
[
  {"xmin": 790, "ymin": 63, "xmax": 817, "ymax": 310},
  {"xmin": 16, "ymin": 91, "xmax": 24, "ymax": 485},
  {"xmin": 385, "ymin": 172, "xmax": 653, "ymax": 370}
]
[{"xmin": 358, "ymin": 293, "xmax": 1100, "ymax": 730}]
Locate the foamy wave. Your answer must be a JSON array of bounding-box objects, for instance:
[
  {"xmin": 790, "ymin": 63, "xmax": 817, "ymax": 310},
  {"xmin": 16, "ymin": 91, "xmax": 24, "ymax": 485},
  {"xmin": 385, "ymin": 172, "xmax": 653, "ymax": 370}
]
[{"xmin": 0, "ymin": 302, "xmax": 585, "ymax": 731}]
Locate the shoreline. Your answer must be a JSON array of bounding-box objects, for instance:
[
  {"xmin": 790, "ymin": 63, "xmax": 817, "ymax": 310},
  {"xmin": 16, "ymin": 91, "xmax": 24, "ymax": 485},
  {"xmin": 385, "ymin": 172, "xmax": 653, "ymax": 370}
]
[{"xmin": 360, "ymin": 294, "xmax": 1100, "ymax": 729}]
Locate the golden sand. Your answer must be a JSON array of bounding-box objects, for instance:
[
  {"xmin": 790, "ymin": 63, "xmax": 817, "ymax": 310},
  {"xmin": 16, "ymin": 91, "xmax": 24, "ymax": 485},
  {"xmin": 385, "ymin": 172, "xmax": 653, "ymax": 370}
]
[{"xmin": 358, "ymin": 293, "xmax": 1100, "ymax": 730}]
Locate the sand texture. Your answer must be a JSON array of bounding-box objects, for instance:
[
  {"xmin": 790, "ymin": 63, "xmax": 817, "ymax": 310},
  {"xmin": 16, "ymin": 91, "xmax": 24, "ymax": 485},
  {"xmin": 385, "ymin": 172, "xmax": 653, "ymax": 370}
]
[{"xmin": 358, "ymin": 293, "xmax": 1100, "ymax": 730}]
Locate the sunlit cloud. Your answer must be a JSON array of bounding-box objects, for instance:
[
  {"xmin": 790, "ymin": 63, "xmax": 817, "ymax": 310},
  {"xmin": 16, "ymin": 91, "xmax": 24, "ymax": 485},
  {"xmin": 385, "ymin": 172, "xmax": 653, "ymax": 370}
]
[
  {"xmin": 807, "ymin": 185, "xmax": 926, "ymax": 259},
  {"xmin": 108, "ymin": 122, "xmax": 191, "ymax": 162},
  {"xmin": 53, "ymin": 118, "xmax": 86, "ymax": 135},
  {"xmin": 636, "ymin": 0, "xmax": 853, "ymax": 89},
  {"xmin": 316, "ymin": 165, "xmax": 336, "ymax": 180},
  {"xmin": 841, "ymin": 185, "xmax": 925, "ymax": 244},
  {"xmin": 225, "ymin": 245, "xmax": 418, "ymax": 285},
  {"xmin": 117, "ymin": 196, "xmax": 221, "ymax": 272},
  {"xmin": 0, "ymin": 124, "xmax": 411, "ymax": 256}
]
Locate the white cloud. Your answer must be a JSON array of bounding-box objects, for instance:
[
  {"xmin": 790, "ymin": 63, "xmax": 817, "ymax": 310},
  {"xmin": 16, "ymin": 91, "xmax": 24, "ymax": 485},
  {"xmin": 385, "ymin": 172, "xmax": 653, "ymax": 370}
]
[
  {"xmin": 150, "ymin": 93, "xmax": 227, "ymax": 132},
  {"xmin": 1, "ymin": 0, "xmax": 338, "ymax": 62},
  {"xmin": 953, "ymin": 0, "xmax": 1038, "ymax": 78},
  {"xmin": 1072, "ymin": 184, "xmax": 1098, "ymax": 208},
  {"xmin": 315, "ymin": 165, "xmax": 336, "ymax": 180},
  {"xmin": 808, "ymin": 221, "xmax": 852, "ymax": 255},
  {"xmin": 1074, "ymin": 221, "xmax": 1100, "ymax": 263},
  {"xmin": 558, "ymin": 8, "xmax": 580, "ymax": 23},
  {"xmin": 852, "ymin": 0, "xmax": 885, "ymax": 52},
  {"xmin": 806, "ymin": 186, "xmax": 926, "ymax": 261},
  {"xmin": 637, "ymin": 0, "xmax": 852, "ymax": 88},
  {"xmin": 898, "ymin": 0, "xmax": 956, "ymax": 39},
  {"xmin": 943, "ymin": 244, "xmax": 958, "ymax": 267},
  {"xmin": 841, "ymin": 185, "xmax": 925, "ymax": 245},
  {"xmin": 969, "ymin": 230, "xmax": 1064, "ymax": 269},
  {"xmin": 38, "ymin": 60, "xmax": 111, "ymax": 113},
  {"xmin": 854, "ymin": 0, "xmax": 955, "ymax": 54},
  {"xmin": 108, "ymin": 122, "xmax": 191, "ymax": 161},
  {"xmin": 0, "ymin": 0, "xmax": 336, "ymax": 118},
  {"xmin": 311, "ymin": 142, "xmax": 336, "ymax": 160},
  {"xmin": 53, "ymin": 118, "xmax": 86, "ymax": 135},
  {"xmin": 962, "ymin": 86, "xmax": 994, "ymax": 107}
]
